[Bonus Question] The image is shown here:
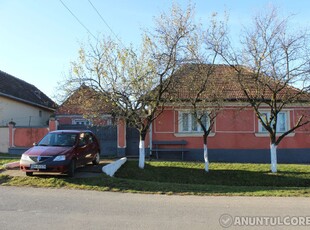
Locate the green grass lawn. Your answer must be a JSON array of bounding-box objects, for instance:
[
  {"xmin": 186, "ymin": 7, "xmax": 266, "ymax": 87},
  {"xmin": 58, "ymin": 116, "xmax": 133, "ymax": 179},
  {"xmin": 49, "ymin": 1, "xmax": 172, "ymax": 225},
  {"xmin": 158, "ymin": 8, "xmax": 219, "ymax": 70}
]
[
  {"xmin": 1, "ymin": 155, "xmax": 310, "ymax": 196},
  {"xmin": 0, "ymin": 153, "xmax": 20, "ymax": 170},
  {"xmin": 116, "ymin": 161, "xmax": 310, "ymax": 187}
]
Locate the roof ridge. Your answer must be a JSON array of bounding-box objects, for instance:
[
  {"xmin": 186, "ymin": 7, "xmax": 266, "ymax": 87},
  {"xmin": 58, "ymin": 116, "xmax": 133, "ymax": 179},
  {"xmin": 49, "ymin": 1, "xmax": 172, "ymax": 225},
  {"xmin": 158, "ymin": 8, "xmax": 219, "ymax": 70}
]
[{"xmin": 0, "ymin": 69, "xmax": 39, "ymax": 89}]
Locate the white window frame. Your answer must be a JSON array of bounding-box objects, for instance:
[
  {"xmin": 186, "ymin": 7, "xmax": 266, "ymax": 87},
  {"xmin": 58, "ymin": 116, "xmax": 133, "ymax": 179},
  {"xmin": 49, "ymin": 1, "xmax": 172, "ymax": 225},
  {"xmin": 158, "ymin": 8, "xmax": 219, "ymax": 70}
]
[
  {"xmin": 178, "ymin": 111, "xmax": 209, "ymax": 133},
  {"xmin": 101, "ymin": 115, "xmax": 113, "ymax": 126},
  {"xmin": 258, "ymin": 111, "xmax": 289, "ymax": 133},
  {"xmin": 72, "ymin": 119, "xmax": 91, "ymax": 125}
]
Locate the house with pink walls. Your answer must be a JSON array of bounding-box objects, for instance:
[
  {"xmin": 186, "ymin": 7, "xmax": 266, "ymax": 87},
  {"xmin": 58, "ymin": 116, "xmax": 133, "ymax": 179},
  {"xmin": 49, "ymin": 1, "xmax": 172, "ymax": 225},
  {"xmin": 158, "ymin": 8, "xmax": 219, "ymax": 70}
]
[{"xmin": 149, "ymin": 64, "xmax": 310, "ymax": 163}]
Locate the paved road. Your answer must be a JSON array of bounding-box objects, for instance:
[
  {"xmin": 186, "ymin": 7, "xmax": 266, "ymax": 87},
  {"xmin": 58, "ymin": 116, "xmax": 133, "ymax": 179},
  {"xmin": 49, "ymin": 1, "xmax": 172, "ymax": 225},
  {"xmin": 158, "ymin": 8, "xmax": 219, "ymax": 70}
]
[{"xmin": 0, "ymin": 186, "xmax": 309, "ymax": 230}]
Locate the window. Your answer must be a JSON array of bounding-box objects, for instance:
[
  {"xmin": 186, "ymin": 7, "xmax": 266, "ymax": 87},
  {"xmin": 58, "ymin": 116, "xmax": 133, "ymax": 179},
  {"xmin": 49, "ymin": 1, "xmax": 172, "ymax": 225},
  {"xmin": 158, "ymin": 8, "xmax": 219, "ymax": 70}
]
[
  {"xmin": 179, "ymin": 111, "xmax": 209, "ymax": 133},
  {"xmin": 259, "ymin": 111, "xmax": 288, "ymax": 133},
  {"xmin": 72, "ymin": 119, "xmax": 91, "ymax": 125},
  {"xmin": 38, "ymin": 133, "xmax": 77, "ymax": 147}
]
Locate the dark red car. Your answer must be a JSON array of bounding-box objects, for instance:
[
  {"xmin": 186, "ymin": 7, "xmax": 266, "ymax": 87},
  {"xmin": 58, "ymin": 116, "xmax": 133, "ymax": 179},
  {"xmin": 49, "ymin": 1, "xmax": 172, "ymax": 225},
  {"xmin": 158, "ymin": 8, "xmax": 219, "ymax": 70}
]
[{"xmin": 20, "ymin": 130, "xmax": 100, "ymax": 177}]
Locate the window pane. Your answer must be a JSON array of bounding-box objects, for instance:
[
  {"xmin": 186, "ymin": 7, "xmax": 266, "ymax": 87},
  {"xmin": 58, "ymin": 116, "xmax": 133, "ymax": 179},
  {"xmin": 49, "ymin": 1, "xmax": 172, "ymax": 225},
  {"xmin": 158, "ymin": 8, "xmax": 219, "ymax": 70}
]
[
  {"xmin": 180, "ymin": 111, "xmax": 210, "ymax": 133},
  {"xmin": 191, "ymin": 113, "xmax": 198, "ymax": 131},
  {"xmin": 182, "ymin": 113, "xmax": 189, "ymax": 131},
  {"xmin": 201, "ymin": 114, "xmax": 208, "ymax": 128},
  {"xmin": 259, "ymin": 112, "xmax": 287, "ymax": 133},
  {"xmin": 277, "ymin": 113, "xmax": 286, "ymax": 132},
  {"xmin": 261, "ymin": 112, "xmax": 269, "ymax": 132}
]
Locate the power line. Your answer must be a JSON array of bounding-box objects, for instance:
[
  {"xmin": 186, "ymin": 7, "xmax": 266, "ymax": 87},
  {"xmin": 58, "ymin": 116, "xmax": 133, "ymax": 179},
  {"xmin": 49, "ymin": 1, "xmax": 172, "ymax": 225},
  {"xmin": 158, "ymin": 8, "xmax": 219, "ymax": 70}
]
[
  {"xmin": 87, "ymin": 0, "xmax": 125, "ymax": 47},
  {"xmin": 59, "ymin": 0, "xmax": 97, "ymax": 40}
]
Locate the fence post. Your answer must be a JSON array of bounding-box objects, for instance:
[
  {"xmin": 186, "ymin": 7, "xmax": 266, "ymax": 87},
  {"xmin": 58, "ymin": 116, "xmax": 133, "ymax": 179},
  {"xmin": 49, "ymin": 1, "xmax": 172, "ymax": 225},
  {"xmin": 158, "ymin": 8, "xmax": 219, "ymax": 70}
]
[
  {"xmin": 117, "ymin": 118, "xmax": 126, "ymax": 157},
  {"xmin": 49, "ymin": 117, "xmax": 58, "ymax": 131},
  {"xmin": 8, "ymin": 121, "xmax": 15, "ymax": 147}
]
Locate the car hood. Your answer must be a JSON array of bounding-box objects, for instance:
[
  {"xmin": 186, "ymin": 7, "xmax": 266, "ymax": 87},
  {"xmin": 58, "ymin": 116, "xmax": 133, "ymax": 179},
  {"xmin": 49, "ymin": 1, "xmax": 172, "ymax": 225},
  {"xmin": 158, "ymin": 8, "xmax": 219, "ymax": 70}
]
[{"xmin": 23, "ymin": 146, "xmax": 72, "ymax": 156}]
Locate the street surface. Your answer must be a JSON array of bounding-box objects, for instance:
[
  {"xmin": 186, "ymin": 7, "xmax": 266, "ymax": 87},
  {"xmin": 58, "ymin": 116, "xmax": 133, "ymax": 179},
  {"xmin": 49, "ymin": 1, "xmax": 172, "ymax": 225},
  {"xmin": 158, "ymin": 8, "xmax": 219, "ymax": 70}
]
[{"xmin": 0, "ymin": 186, "xmax": 309, "ymax": 230}]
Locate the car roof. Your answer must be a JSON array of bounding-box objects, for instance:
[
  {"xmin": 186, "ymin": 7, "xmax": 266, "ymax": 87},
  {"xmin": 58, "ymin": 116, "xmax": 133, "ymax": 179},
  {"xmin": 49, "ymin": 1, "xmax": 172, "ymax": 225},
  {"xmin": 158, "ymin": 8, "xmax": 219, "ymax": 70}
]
[{"xmin": 49, "ymin": 130, "xmax": 93, "ymax": 134}]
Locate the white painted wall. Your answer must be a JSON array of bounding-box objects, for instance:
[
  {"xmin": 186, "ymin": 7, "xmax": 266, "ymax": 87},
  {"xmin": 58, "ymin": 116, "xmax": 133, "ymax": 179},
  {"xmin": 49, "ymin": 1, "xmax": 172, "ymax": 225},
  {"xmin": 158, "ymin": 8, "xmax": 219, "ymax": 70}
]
[
  {"xmin": 0, "ymin": 96, "xmax": 52, "ymax": 126},
  {"xmin": 0, "ymin": 127, "xmax": 9, "ymax": 153}
]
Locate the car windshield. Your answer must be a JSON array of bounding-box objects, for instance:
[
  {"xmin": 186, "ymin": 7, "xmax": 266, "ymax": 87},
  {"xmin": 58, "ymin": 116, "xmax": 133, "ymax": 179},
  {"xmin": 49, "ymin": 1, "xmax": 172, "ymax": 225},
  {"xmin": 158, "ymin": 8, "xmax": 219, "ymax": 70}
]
[{"xmin": 38, "ymin": 133, "xmax": 78, "ymax": 147}]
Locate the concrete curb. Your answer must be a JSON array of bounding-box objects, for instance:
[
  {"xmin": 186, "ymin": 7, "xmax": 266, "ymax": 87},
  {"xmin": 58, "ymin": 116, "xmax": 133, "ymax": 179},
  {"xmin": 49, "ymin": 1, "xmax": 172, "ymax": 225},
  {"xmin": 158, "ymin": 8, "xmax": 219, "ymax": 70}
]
[
  {"xmin": 3, "ymin": 161, "xmax": 20, "ymax": 169},
  {"xmin": 102, "ymin": 157, "xmax": 127, "ymax": 177}
]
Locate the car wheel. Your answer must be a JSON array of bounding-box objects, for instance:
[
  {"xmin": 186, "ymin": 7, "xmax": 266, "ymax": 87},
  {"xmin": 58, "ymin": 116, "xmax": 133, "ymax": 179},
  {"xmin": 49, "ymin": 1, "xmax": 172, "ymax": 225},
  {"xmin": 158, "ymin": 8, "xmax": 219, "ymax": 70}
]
[
  {"xmin": 68, "ymin": 159, "xmax": 76, "ymax": 177},
  {"xmin": 26, "ymin": 172, "xmax": 33, "ymax": 176},
  {"xmin": 92, "ymin": 152, "xmax": 100, "ymax": 165}
]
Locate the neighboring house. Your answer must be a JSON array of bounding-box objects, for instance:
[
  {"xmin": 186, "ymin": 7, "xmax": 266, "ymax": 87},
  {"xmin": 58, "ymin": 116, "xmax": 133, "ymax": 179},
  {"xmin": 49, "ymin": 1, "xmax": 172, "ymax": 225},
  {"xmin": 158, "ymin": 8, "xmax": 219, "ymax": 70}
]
[
  {"xmin": 0, "ymin": 70, "xmax": 57, "ymax": 126},
  {"xmin": 150, "ymin": 64, "xmax": 310, "ymax": 163},
  {"xmin": 56, "ymin": 84, "xmax": 115, "ymax": 127}
]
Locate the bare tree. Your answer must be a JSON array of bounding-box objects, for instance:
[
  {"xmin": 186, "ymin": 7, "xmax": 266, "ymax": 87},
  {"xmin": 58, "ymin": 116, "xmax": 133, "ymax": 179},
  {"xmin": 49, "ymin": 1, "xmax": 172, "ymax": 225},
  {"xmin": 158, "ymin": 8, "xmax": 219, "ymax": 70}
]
[
  {"xmin": 169, "ymin": 14, "xmax": 228, "ymax": 172},
  {"xmin": 190, "ymin": 16, "xmax": 231, "ymax": 172},
  {"xmin": 62, "ymin": 3, "xmax": 196, "ymax": 169},
  {"xmin": 190, "ymin": 66, "xmax": 228, "ymax": 172},
  {"xmin": 214, "ymin": 7, "xmax": 310, "ymax": 172},
  {"xmin": 169, "ymin": 63, "xmax": 227, "ymax": 172}
]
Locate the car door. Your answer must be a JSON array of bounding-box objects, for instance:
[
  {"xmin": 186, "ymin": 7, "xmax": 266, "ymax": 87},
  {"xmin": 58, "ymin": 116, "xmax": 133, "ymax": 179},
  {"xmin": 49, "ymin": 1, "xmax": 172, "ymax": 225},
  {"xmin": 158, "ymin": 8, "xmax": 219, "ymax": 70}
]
[
  {"xmin": 76, "ymin": 132, "xmax": 90, "ymax": 166},
  {"xmin": 83, "ymin": 132, "xmax": 98, "ymax": 163}
]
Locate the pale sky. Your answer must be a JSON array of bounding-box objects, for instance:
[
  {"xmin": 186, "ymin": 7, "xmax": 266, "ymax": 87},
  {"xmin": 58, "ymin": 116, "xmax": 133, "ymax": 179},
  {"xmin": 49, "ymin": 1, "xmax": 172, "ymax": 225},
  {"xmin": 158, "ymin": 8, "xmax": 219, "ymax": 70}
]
[{"xmin": 1, "ymin": 0, "xmax": 310, "ymax": 103}]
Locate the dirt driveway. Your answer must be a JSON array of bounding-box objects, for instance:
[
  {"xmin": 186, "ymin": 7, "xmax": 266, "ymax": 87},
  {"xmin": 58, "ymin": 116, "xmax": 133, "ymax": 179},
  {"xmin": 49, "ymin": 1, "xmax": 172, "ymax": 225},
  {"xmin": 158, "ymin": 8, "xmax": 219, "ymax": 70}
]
[{"xmin": 1, "ymin": 160, "xmax": 113, "ymax": 178}]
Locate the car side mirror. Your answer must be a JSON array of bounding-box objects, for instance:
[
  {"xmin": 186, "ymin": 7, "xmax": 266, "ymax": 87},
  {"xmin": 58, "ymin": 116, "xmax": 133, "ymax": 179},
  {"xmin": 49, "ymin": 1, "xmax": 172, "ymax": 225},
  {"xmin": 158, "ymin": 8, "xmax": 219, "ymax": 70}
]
[{"xmin": 33, "ymin": 142, "xmax": 38, "ymax": 146}]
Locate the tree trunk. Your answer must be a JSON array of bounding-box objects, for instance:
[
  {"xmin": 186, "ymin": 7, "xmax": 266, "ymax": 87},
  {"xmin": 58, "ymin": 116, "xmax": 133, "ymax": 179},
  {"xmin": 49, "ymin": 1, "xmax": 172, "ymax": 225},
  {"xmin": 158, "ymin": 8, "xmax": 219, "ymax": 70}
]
[
  {"xmin": 203, "ymin": 135, "xmax": 209, "ymax": 172},
  {"xmin": 204, "ymin": 143, "xmax": 209, "ymax": 172},
  {"xmin": 139, "ymin": 131, "xmax": 147, "ymax": 169},
  {"xmin": 139, "ymin": 140, "xmax": 145, "ymax": 169},
  {"xmin": 270, "ymin": 143, "xmax": 277, "ymax": 173}
]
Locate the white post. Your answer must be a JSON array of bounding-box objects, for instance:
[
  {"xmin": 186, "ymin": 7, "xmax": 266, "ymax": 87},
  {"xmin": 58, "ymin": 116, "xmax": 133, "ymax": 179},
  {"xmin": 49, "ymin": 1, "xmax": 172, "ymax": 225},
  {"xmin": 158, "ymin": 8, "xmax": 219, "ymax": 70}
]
[
  {"xmin": 139, "ymin": 140, "xmax": 145, "ymax": 169},
  {"xmin": 270, "ymin": 143, "xmax": 277, "ymax": 173},
  {"xmin": 204, "ymin": 143, "xmax": 209, "ymax": 172}
]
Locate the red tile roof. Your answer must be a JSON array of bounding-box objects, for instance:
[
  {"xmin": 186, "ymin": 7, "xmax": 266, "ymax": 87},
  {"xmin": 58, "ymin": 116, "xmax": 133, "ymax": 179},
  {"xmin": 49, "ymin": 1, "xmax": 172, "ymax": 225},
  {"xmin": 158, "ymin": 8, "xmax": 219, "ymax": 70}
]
[
  {"xmin": 167, "ymin": 64, "xmax": 309, "ymax": 102},
  {"xmin": 56, "ymin": 84, "xmax": 115, "ymax": 115}
]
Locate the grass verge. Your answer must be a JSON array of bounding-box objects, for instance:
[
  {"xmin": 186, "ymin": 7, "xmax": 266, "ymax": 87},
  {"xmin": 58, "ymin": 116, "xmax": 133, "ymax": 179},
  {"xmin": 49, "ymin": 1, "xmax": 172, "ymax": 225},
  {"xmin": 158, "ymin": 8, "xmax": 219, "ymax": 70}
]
[
  {"xmin": 0, "ymin": 153, "xmax": 20, "ymax": 170},
  {"xmin": 1, "ymin": 157, "xmax": 310, "ymax": 196}
]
